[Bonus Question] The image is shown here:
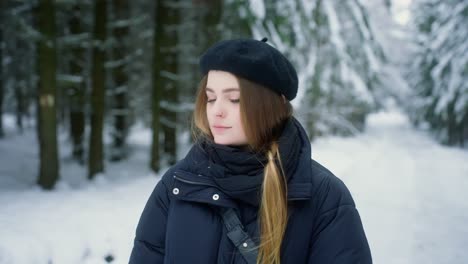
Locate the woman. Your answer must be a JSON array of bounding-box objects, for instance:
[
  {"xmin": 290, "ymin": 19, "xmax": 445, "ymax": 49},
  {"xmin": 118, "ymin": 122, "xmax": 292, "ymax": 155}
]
[{"xmin": 129, "ymin": 38, "xmax": 372, "ymax": 264}]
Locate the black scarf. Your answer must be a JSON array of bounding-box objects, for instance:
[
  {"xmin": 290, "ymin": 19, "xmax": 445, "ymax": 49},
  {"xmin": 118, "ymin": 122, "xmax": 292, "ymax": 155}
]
[{"xmin": 199, "ymin": 117, "xmax": 304, "ymax": 206}]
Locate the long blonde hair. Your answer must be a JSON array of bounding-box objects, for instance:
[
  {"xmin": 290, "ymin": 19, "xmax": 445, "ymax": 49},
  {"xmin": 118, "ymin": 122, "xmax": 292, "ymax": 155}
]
[{"xmin": 193, "ymin": 74, "xmax": 293, "ymax": 264}]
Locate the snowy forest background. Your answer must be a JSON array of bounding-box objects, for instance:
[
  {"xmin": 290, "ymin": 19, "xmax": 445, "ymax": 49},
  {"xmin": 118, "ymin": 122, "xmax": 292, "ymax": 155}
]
[{"xmin": 0, "ymin": 0, "xmax": 467, "ymax": 263}]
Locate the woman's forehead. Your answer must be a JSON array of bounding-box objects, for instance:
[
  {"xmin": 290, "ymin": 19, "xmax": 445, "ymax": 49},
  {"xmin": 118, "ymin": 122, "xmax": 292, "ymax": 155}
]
[
  {"xmin": 206, "ymin": 70, "xmax": 240, "ymax": 91},
  {"xmin": 205, "ymin": 87, "xmax": 240, "ymax": 94}
]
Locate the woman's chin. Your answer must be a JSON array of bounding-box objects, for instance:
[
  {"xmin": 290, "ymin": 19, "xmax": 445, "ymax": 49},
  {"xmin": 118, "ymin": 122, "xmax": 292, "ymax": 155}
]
[{"xmin": 214, "ymin": 137, "xmax": 247, "ymax": 147}]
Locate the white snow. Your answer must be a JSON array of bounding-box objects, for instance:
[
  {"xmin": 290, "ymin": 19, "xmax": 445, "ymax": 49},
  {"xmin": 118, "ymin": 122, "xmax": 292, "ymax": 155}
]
[
  {"xmin": 248, "ymin": 0, "xmax": 265, "ymax": 20},
  {"xmin": 1, "ymin": 109, "xmax": 468, "ymax": 264},
  {"xmin": 323, "ymin": 0, "xmax": 348, "ymax": 62},
  {"xmin": 313, "ymin": 109, "xmax": 468, "ymax": 264}
]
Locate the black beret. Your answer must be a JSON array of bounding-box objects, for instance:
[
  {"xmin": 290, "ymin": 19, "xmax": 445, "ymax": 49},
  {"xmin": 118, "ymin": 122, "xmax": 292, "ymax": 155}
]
[{"xmin": 199, "ymin": 38, "xmax": 298, "ymax": 101}]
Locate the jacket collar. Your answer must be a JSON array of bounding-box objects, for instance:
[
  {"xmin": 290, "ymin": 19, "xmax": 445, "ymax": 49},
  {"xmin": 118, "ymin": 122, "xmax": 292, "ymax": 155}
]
[{"xmin": 170, "ymin": 117, "xmax": 314, "ymax": 208}]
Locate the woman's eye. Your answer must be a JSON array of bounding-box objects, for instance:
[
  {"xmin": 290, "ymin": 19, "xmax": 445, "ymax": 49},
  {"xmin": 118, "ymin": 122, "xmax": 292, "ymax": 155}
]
[
  {"xmin": 207, "ymin": 99, "xmax": 216, "ymax": 103},
  {"xmin": 230, "ymin": 99, "xmax": 240, "ymax": 103}
]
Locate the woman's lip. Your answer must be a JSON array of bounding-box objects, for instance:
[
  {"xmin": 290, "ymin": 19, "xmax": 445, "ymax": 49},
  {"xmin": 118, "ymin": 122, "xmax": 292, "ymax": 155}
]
[{"xmin": 212, "ymin": 126, "xmax": 231, "ymax": 134}]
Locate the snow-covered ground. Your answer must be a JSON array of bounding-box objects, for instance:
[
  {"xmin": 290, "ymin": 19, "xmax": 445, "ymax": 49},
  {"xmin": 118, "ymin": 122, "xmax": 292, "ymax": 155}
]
[
  {"xmin": 313, "ymin": 110, "xmax": 468, "ymax": 264},
  {"xmin": 1, "ymin": 109, "xmax": 467, "ymax": 264}
]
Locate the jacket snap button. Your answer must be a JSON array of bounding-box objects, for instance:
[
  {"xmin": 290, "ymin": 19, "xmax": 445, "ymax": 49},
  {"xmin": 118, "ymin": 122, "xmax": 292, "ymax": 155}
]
[
  {"xmin": 173, "ymin": 188, "xmax": 179, "ymax": 195},
  {"xmin": 212, "ymin": 194, "xmax": 219, "ymax": 200},
  {"xmin": 243, "ymin": 242, "xmax": 248, "ymax": 248}
]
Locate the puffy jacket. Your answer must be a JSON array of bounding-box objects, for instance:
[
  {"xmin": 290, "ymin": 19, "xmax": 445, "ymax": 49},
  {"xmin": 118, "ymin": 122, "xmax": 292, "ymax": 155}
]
[{"xmin": 129, "ymin": 119, "xmax": 372, "ymax": 264}]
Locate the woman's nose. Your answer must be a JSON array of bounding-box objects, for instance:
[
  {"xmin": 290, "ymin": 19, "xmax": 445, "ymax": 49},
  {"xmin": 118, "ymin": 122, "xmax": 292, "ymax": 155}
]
[
  {"xmin": 216, "ymin": 109, "xmax": 225, "ymax": 118},
  {"xmin": 213, "ymin": 101, "xmax": 225, "ymax": 118}
]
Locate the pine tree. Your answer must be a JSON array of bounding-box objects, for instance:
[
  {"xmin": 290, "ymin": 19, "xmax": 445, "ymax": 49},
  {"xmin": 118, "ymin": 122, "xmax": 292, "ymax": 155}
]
[
  {"xmin": 127, "ymin": 0, "xmax": 154, "ymax": 125},
  {"xmin": 250, "ymin": 0, "xmax": 385, "ymax": 139},
  {"xmin": 8, "ymin": 3, "xmax": 37, "ymax": 133},
  {"xmin": 221, "ymin": 0, "xmax": 253, "ymax": 38},
  {"xmin": 407, "ymin": 0, "xmax": 468, "ymax": 146},
  {"xmin": 64, "ymin": 2, "xmax": 89, "ymax": 163},
  {"xmin": 109, "ymin": 0, "xmax": 131, "ymax": 161},
  {"xmin": 2, "ymin": 2, "xmax": 37, "ymax": 135},
  {"xmin": 151, "ymin": 0, "xmax": 181, "ymax": 171},
  {"xmin": 37, "ymin": 0, "xmax": 60, "ymax": 189},
  {"xmin": 88, "ymin": 0, "xmax": 107, "ymax": 179}
]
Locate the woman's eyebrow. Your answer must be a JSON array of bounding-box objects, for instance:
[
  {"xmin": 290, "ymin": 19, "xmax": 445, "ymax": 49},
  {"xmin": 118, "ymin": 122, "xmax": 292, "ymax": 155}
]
[{"xmin": 205, "ymin": 87, "xmax": 240, "ymax": 93}]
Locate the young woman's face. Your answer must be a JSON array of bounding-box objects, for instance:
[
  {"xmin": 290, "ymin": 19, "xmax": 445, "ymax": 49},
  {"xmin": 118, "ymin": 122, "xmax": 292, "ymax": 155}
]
[{"xmin": 205, "ymin": 70, "xmax": 248, "ymax": 146}]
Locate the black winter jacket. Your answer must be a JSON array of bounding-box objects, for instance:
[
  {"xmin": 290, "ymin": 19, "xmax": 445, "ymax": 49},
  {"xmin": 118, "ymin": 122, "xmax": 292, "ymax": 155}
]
[{"xmin": 129, "ymin": 118, "xmax": 372, "ymax": 264}]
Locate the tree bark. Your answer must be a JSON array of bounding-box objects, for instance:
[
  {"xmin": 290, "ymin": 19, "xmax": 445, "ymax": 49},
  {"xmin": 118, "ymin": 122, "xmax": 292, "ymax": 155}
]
[
  {"xmin": 110, "ymin": 0, "xmax": 129, "ymax": 161},
  {"xmin": 69, "ymin": 3, "xmax": 86, "ymax": 163},
  {"xmin": 37, "ymin": 0, "xmax": 60, "ymax": 189},
  {"xmin": 88, "ymin": 0, "xmax": 107, "ymax": 179},
  {"xmin": 151, "ymin": 0, "xmax": 176, "ymax": 172},
  {"xmin": 156, "ymin": 0, "xmax": 179, "ymax": 167},
  {"xmin": 151, "ymin": 1, "xmax": 162, "ymax": 172},
  {"xmin": 12, "ymin": 34, "xmax": 28, "ymax": 133},
  {"xmin": 14, "ymin": 73, "xmax": 25, "ymax": 133}
]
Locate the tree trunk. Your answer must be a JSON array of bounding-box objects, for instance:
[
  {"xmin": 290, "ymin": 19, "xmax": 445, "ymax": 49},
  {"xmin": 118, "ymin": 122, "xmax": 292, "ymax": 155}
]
[
  {"xmin": 151, "ymin": 1, "xmax": 162, "ymax": 172},
  {"xmin": 14, "ymin": 77, "xmax": 25, "ymax": 133},
  {"xmin": 158, "ymin": 0, "xmax": 179, "ymax": 167},
  {"xmin": 37, "ymin": 0, "xmax": 59, "ymax": 190},
  {"xmin": 13, "ymin": 36, "xmax": 27, "ymax": 133},
  {"xmin": 69, "ymin": 3, "xmax": 86, "ymax": 163},
  {"xmin": 88, "ymin": 0, "xmax": 107, "ymax": 179},
  {"xmin": 150, "ymin": 1, "xmax": 177, "ymax": 172},
  {"xmin": 110, "ymin": 0, "xmax": 129, "ymax": 161}
]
